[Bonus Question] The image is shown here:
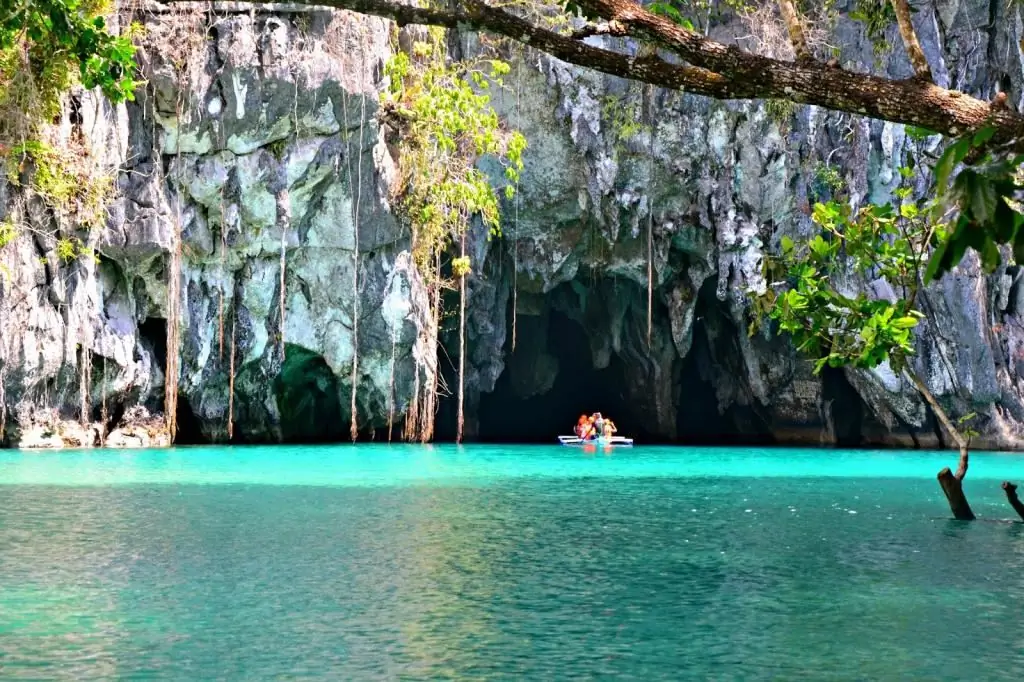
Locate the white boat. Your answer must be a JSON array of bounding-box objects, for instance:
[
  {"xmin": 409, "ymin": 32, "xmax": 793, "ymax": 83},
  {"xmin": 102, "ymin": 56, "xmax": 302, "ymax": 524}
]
[{"xmin": 558, "ymin": 435, "xmax": 634, "ymax": 446}]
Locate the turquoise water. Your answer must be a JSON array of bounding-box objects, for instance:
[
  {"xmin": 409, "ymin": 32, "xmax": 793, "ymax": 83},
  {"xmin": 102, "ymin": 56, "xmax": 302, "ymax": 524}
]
[{"xmin": 2, "ymin": 444, "xmax": 1024, "ymax": 679}]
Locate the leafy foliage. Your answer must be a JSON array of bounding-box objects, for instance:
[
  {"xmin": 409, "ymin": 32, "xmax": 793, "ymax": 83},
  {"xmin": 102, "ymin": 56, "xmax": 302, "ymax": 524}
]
[
  {"xmin": 0, "ymin": 0, "xmax": 138, "ymax": 108},
  {"xmin": 755, "ymin": 167, "xmax": 935, "ymax": 375},
  {"xmin": 925, "ymin": 125, "xmax": 1024, "ymax": 281},
  {"xmin": 383, "ymin": 27, "xmax": 525, "ymax": 279},
  {"xmin": 5, "ymin": 139, "xmax": 112, "ymax": 228}
]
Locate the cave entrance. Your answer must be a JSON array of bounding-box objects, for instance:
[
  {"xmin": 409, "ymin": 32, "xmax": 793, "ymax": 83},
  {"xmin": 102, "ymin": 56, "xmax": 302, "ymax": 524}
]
[
  {"xmin": 273, "ymin": 344, "xmax": 345, "ymax": 443},
  {"xmin": 477, "ymin": 305, "xmax": 646, "ymax": 443},
  {"xmin": 675, "ymin": 280, "xmax": 774, "ymax": 445}
]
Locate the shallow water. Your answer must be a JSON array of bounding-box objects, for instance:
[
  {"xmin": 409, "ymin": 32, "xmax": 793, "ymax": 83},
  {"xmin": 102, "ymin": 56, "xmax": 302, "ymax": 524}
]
[{"xmin": 1, "ymin": 444, "xmax": 1023, "ymax": 680}]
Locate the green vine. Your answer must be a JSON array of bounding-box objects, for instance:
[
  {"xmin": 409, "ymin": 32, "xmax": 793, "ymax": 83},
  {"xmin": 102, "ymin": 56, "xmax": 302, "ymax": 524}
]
[{"xmin": 382, "ymin": 27, "xmax": 525, "ymax": 280}]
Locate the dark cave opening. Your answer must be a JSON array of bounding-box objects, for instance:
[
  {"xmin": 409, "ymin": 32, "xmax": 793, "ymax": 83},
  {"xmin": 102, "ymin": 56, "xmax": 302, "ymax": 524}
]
[
  {"xmin": 476, "ymin": 307, "xmax": 645, "ymax": 443},
  {"xmin": 173, "ymin": 396, "xmax": 206, "ymax": 444},
  {"xmin": 821, "ymin": 366, "xmax": 864, "ymax": 447},
  {"xmin": 675, "ymin": 286, "xmax": 774, "ymax": 445},
  {"xmin": 136, "ymin": 317, "xmax": 206, "ymax": 443},
  {"xmin": 273, "ymin": 344, "xmax": 345, "ymax": 443},
  {"xmin": 138, "ymin": 317, "xmax": 167, "ymax": 369}
]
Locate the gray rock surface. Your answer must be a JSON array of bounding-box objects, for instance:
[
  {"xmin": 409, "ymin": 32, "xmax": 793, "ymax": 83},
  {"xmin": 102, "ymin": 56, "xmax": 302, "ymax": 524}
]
[{"xmin": 2, "ymin": 1, "xmax": 1024, "ymax": 450}]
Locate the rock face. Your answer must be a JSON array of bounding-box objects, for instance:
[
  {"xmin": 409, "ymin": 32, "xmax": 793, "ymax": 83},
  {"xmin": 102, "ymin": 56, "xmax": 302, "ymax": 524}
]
[{"xmin": 2, "ymin": 1, "xmax": 1024, "ymax": 449}]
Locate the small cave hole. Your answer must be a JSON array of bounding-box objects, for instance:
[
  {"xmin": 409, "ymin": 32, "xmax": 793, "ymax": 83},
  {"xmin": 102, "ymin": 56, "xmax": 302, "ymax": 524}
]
[{"xmin": 273, "ymin": 344, "xmax": 345, "ymax": 443}]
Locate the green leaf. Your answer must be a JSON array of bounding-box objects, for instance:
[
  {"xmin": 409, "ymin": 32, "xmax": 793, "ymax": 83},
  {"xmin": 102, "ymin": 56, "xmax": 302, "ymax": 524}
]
[
  {"xmin": 891, "ymin": 316, "xmax": 920, "ymax": 330},
  {"xmin": 972, "ymin": 125, "xmax": 996, "ymax": 147}
]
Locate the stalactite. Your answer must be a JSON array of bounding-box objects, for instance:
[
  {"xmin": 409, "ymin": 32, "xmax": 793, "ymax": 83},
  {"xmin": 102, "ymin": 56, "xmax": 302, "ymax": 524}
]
[{"xmin": 457, "ymin": 233, "xmax": 467, "ymax": 444}]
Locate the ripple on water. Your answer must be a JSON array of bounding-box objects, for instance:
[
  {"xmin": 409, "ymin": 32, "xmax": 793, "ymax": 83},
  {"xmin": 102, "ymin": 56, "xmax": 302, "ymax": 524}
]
[{"xmin": 1, "ymin": 446, "xmax": 1024, "ymax": 679}]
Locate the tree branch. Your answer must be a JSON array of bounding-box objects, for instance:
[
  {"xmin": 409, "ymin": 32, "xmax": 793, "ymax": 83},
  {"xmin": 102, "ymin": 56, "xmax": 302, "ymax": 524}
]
[
  {"xmin": 890, "ymin": 0, "xmax": 932, "ymax": 81},
  {"xmin": 570, "ymin": 20, "xmax": 627, "ymax": 40},
  {"xmin": 1002, "ymin": 481, "xmax": 1024, "ymax": 521},
  {"xmin": 777, "ymin": 0, "xmax": 809, "ymax": 61},
  {"xmin": 573, "ymin": 0, "xmax": 1024, "ymax": 143},
  {"xmin": 904, "ymin": 368, "xmax": 968, "ymax": 470},
  {"xmin": 160, "ymin": 0, "xmax": 1024, "ymax": 146}
]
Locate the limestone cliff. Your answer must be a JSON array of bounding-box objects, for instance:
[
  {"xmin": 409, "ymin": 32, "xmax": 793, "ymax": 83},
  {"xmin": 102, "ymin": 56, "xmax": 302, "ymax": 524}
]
[{"xmin": 2, "ymin": 0, "xmax": 1024, "ymax": 449}]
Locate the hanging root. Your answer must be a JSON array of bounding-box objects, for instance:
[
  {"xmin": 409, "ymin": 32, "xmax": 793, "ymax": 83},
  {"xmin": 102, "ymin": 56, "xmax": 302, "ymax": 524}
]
[
  {"xmin": 0, "ymin": 365, "xmax": 6, "ymax": 442},
  {"xmin": 100, "ymin": 355, "xmax": 108, "ymax": 446},
  {"xmin": 277, "ymin": 188, "xmax": 289, "ymax": 361},
  {"xmin": 218, "ymin": 191, "xmax": 227, "ymax": 361},
  {"xmin": 457, "ymin": 236, "xmax": 467, "ymax": 444},
  {"xmin": 79, "ymin": 345, "xmax": 92, "ymax": 427},
  {"xmin": 405, "ymin": 363, "xmax": 421, "ymax": 442},
  {"xmin": 165, "ymin": 205, "xmax": 183, "ymax": 443},
  {"xmin": 346, "ymin": 36, "xmax": 368, "ymax": 443},
  {"xmin": 387, "ymin": 328, "xmax": 397, "ymax": 443},
  {"xmin": 645, "ymin": 83, "xmax": 656, "ymax": 347},
  {"xmin": 511, "ymin": 56, "xmax": 522, "ymax": 353},
  {"xmin": 228, "ymin": 316, "xmax": 236, "ymax": 441}
]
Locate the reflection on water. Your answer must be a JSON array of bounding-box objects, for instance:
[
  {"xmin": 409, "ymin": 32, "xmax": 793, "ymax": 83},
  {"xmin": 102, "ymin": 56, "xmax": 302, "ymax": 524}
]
[{"xmin": 1, "ymin": 450, "xmax": 1024, "ymax": 679}]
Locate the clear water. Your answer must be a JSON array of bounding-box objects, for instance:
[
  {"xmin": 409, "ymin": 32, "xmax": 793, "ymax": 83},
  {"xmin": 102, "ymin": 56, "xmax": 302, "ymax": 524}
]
[{"xmin": 2, "ymin": 444, "xmax": 1024, "ymax": 680}]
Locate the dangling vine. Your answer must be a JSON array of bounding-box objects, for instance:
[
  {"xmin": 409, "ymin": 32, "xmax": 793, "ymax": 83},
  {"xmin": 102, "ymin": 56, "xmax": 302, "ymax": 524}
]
[
  {"xmin": 511, "ymin": 51, "xmax": 522, "ymax": 353},
  {"xmin": 382, "ymin": 28, "xmax": 525, "ymax": 442},
  {"xmin": 165, "ymin": 196, "xmax": 183, "ymax": 442},
  {"xmin": 644, "ymin": 83, "xmax": 655, "ymax": 347},
  {"xmin": 456, "ymin": 232, "xmax": 467, "ymax": 443},
  {"xmin": 218, "ymin": 188, "xmax": 227, "ymax": 361},
  {"xmin": 349, "ymin": 30, "xmax": 368, "ymax": 443},
  {"xmin": 228, "ymin": 314, "xmax": 236, "ymax": 441}
]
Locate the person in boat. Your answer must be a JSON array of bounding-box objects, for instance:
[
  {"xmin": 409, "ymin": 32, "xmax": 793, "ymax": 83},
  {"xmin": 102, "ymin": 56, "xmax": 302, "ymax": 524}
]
[
  {"xmin": 602, "ymin": 417, "xmax": 617, "ymax": 439},
  {"xmin": 574, "ymin": 414, "xmax": 590, "ymax": 439},
  {"xmin": 592, "ymin": 412, "xmax": 605, "ymax": 439}
]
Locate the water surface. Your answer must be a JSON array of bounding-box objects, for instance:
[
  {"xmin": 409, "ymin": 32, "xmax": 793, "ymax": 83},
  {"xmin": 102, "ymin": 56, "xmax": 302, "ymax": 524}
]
[{"xmin": 2, "ymin": 444, "xmax": 1023, "ymax": 680}]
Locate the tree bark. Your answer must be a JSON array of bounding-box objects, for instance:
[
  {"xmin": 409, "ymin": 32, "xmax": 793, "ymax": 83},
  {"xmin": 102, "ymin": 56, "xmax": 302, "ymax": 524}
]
[
  {"xmin": 1002, "ymin": 481, "xmax": 1024, "ymax": 521},
  {"xmin": 890, "ymin": 0, "xmax": 932, "ymax": 81},
  {"xmin": 777, "ymin": 0, "xmax": 809, "ymax": 60},
  {"xmin": 163, "ymin": 0, "xmax": 1024, "ymax": 145},
  {"xmin": 903, "ymin": 369, "xmax": 974, "ymax": 520}
]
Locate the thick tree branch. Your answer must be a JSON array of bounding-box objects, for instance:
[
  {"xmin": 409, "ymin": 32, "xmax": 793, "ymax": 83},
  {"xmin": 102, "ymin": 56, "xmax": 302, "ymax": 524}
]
[
  {"xmin": 573, "ymin": 0, "xmax": 1024, "ymax": 143},
  {"xmin": 904, "ymin": 369, "xmax": 974, "ymax": 520},
  {"xmin": 890, "ymin": 0, "xmax": 932, "ymax": 81},
  {"xmin": 162, "ymin": 0, "xmax": 1024, "ymax": 146},
  {"xmin": 777, "ymin": 0, "xmax": 809, "ymax": 61},
  {"xmin": 570, "ymin": 20, "xmax": 627, "ymax": 40},
  {"xmin": 1002, "ymin": 481, "xmax": 1024, "ymax": 521}
]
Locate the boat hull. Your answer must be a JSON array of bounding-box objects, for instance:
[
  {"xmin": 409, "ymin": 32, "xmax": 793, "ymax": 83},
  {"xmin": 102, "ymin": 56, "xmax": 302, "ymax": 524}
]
[{"xmin": 558, "ymin": 435, "xmax": 634, "ymax": 446}]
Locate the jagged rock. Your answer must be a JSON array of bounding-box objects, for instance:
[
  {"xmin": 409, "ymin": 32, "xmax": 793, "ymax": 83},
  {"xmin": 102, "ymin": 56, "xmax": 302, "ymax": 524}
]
[
  {"xmin": 4, "ymin": 2, "xmax": 1024, "ymax": 449},
  {"xmin": 105, "ymin": 406, "xmax": 171, "ymax": 449}
]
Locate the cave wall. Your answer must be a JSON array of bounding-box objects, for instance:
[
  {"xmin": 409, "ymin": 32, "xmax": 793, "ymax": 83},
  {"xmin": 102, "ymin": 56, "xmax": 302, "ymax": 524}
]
[
  {"xmin": 457, "ymin": 0, "xmax": 1024, "ymax": 449},
  {"xmin": 3, "ymin": 0, "xmax": 1024, "ymax": 448}
]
